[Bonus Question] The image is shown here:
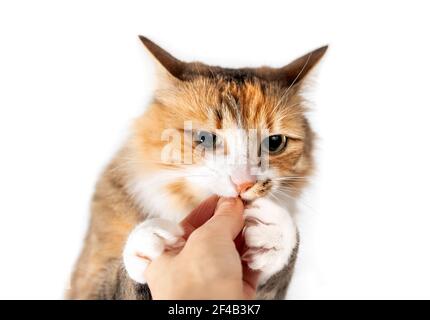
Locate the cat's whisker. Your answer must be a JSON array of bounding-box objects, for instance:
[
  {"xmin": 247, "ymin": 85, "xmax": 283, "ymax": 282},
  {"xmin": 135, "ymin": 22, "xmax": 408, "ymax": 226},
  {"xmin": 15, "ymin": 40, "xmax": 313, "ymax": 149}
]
[
  {"xmin": 272, "ymin": 187, "xmax": 319, "ymax": 214},
  {"xmin": 269, "ymin": 102, "xmax": 303, "ymax": 123},
  {"xmin": 271, "ymin": 178, "xmax": 308, "ymax": 184},
  {"xmin": 70, "ymin": 39, "xmax": 328, "ymax": 298},
  {"xmin": 271, "ymin": 176, "xmax": 307, "ymax": 180},
  {"xmin": 275, "ymin": 105, "xmax": 305, "ymax": 122},
  {"xmin": 267, "ymin": 190, "xmax": 284, "ymax": 204},
  {"xmin": 274, "ymin": 52, "xmax": 313, "ymax": 113},
  {"xmin": 275, "ymin": 185, "xmax": 302, "ymax": 192}
]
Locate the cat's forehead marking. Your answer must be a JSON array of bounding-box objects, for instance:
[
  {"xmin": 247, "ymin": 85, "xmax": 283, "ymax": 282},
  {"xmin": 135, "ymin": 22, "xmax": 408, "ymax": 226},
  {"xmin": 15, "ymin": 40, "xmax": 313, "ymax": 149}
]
[
  {"xmin": 181, "ymin": 75, "xmax": 300, "ymax": 134},
  {"xmin": 211, "ymin": 79, "xmax": 271, "ymax": 131},
  {"xmin": 220, "ymin": 89, "xmax": 244, "ymax": 128}
]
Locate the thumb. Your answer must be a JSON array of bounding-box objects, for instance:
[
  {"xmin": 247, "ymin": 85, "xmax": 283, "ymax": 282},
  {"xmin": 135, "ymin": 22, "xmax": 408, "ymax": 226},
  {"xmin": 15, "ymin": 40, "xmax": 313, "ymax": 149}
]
[{"xmin": 200, "ymin": 197, "xmax": 244, "ymax": 240}]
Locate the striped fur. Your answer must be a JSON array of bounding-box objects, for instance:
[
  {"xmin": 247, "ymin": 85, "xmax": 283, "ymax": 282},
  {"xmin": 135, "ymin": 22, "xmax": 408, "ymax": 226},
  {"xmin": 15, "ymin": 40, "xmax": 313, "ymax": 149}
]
[{"xmin": 67, "ymin": 37, "xmax": 326, "ymax": 299}]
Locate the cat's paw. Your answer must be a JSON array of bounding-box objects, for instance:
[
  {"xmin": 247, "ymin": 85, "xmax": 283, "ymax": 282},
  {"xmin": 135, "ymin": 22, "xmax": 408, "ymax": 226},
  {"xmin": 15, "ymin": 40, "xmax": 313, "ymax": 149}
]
[
  {"xmin": 123, "ymin": 218, "xmax": 184, "ymax": 284},
  {"xmin": 242, "ymin": 198, "xmax": 298, "ymax": 282}
]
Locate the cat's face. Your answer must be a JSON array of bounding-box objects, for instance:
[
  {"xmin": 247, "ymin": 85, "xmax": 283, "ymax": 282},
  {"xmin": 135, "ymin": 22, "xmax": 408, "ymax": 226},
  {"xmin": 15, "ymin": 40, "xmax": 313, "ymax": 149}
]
[{"xmin": 128, "ymin": 37, "xmax": 325, "ymax": 213}]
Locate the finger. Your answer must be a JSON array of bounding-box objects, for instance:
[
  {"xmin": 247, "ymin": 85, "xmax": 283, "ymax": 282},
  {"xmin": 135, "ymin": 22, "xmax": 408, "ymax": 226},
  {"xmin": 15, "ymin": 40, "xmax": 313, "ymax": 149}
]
[
  {"xmin": 242, "ymin": 261, "xmax": 260, "ymax": 300},
  {"xmin": 234, "ymin": 231, "xmax": 245, "ymax": 254},
  {"xmin": 144, "ymin": 251, "xmax": 174, "ymax": 284},
  {"xmin": 200, "ymin": 197, "xmax": 244, "ymax": 240},
  {"xmin": 180, "ymin": 195, "xmax": 219, "ymax": 239}
]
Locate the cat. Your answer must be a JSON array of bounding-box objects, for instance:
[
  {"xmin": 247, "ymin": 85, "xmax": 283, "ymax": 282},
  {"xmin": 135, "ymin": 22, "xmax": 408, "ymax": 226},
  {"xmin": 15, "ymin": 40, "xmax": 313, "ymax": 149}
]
[{"xmin": 67, "ymin": 36, "xmax": 327, "ymax": 300}]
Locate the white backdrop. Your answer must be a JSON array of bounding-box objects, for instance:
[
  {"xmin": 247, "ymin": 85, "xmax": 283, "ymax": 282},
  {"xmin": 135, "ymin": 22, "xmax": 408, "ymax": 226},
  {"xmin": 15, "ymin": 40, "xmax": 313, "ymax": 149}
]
[{"xmin": 1, "ymin": 0, "xmax": 429, "ymax": 299}]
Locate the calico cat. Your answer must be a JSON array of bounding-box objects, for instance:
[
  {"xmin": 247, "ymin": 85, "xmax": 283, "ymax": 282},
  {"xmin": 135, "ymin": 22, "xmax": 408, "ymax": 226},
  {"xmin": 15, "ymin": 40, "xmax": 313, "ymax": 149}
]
[{"xmin": 67, "ymin": 36, "xmax": 327, "ymax": 300}]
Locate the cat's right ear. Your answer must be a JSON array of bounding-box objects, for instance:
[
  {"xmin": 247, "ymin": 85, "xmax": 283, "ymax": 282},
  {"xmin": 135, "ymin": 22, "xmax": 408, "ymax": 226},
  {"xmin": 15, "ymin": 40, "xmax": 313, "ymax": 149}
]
[{"xmin": 139, "ymin": 35, "xmax": 187, "ymax": 82}]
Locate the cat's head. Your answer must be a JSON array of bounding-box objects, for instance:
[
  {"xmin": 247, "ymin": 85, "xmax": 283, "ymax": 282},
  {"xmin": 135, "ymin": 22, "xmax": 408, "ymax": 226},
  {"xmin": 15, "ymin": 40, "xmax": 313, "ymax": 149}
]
[{"xmin": 128, "ymin": 36, "xmax": 326, "ymax": 213}]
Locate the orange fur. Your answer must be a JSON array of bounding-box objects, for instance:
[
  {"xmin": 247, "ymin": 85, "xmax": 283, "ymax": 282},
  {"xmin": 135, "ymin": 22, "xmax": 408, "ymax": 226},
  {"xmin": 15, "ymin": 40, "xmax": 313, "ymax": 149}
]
[{"xmin": 67, "ymin": 37, "xmax": 326, "ymax": 299}]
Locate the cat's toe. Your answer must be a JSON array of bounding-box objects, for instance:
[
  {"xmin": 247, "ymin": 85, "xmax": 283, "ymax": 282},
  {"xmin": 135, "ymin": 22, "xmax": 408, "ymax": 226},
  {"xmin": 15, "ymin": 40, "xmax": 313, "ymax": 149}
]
[
  {"xmin": 123, "ymin": 218, "xmax": 184, "ymax": 284},
  {"xmin": 244, "ymin": 223, "xmax": 283, "ymax": 249},
  {"xmin": 243, "ymin": 230, "xmax": 297, "ymax": 282},
  {"xmin": 242, "ymin": 247, "xmax": 280, "ymax": 271},
  {"xmin": 242, "ymin": 199, "xmax": 298, "ymax": 281},
  {"xmin": 242, "ymin": 223, "xmax": 286, "ymax": 274}
]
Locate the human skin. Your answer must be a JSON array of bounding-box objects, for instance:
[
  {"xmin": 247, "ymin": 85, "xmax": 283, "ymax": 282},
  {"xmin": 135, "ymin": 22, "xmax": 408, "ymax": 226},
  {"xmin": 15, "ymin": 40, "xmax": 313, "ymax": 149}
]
[{"xmin": 145, "ymin": 196, "xmax": 260, "ymax": 300}]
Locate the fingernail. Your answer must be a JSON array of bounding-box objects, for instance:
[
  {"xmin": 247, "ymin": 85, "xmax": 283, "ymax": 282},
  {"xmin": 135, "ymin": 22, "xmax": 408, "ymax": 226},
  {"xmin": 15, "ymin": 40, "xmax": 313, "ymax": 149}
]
[
  {"xmin": 221, "ymin": 197, "xmax": 236, "ymax": 204},
  {"xmin": 217, "ymin": 197, "xmax": 236, "ymax": 209},
  {"xmin": 222, "ymin": 197, "xmax": 236, "ymax": 204}
]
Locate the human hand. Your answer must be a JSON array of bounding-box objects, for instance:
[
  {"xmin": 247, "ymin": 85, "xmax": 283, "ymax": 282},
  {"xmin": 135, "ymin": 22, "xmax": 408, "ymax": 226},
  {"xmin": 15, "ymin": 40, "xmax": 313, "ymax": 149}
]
[{"xmin": 145, "ymin": 196, "xmax": 259, "ymax": 299}]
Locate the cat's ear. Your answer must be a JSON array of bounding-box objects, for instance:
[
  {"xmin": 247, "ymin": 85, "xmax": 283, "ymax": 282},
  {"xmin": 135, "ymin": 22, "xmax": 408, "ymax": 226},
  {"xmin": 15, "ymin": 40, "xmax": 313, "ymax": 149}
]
[
  {"xmin": 139, "ymin": 35, "xmax": 187, "ymax": 81},
  {"xmin": 265, "ymin": 45, "xmax": 328, "ymax": 88}
]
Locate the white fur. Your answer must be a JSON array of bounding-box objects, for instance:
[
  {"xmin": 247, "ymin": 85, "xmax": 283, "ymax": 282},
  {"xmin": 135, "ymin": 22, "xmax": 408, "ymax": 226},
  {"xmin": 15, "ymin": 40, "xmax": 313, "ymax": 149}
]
[
  {"xmin": 123, "ymin": 218, "xmax": 184, "ymax": 284},
  {"xmin": 127, "ymin": 171, "xmax": 191, "ymax": 222},
  {"xmin": 242, "ymin": 197, "xmax": 298, "ymax": 284},
  {"xmin": 124, "ymin": 128, "xmax": 297, "ymax": 285},
  {"xmin": 123, "ymin": 195, "xmax": 297, "ymax": 285}
]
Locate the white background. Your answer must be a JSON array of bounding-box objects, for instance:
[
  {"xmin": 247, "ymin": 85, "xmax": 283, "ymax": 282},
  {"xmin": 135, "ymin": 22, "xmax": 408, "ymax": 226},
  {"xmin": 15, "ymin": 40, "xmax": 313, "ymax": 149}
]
[{"xmin": 1, "ymin": 0, "xmax": 429, "ymax": 299}]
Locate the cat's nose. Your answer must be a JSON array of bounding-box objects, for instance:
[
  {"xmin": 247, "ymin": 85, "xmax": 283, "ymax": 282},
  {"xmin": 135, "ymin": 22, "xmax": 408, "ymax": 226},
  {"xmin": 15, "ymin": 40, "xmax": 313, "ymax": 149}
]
[
  {"xmin": 231, "ymin": 166, "xmax": 256, "ymax": 193},
  {"xmin": 236, "ymin": 182, "xmax": 255, "ymax": 193}
]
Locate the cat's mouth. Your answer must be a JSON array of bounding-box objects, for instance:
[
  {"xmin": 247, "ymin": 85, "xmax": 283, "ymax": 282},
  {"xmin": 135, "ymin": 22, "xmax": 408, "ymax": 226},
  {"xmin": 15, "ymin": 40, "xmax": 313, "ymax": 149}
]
[{"xmin": 239, "ymin": 179, "xmax": 272, "ymax": 202}]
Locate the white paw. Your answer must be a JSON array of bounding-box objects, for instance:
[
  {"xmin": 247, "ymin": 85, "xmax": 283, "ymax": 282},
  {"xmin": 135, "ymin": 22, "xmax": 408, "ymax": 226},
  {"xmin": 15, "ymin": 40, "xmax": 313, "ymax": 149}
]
[
  {"xmin": 123, "ymin": 218, "xmax": 184, "ymax": 284},
  {"xmin": 242, "ymin": 198, "xmax": 297, "ymax": 282}
]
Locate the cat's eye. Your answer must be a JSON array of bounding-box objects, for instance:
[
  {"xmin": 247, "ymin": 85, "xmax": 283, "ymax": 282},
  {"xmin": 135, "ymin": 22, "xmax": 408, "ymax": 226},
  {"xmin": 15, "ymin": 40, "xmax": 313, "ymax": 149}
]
[
  {"xmin": 261, "ymin": 135, "xmax": 288, "ymax": 154},
  {"xmin": 195, "ymin": 131, "xmax": 218, "ymax": 149}
]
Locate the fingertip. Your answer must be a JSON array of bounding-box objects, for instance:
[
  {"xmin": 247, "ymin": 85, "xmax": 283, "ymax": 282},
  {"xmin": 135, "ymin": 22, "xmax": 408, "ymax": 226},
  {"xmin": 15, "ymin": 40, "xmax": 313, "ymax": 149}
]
[
  {"xmin": 216, "ymin": 197, "xmax": 244, "ymax": 213},
  {"xmin": 181, "ymin": 195, "xmax": 220, "ymax": 238}
]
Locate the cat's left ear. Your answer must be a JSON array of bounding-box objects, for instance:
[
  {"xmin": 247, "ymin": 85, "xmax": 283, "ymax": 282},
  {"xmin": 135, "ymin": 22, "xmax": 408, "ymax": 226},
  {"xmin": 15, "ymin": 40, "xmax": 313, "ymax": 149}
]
[
  {"xmin": 264, "ymin": 45, "xmax": 328, "ymax": 88},
  {"xmin": 139, "ymin": 35, "xmax": 188, "ymax": 81}
]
